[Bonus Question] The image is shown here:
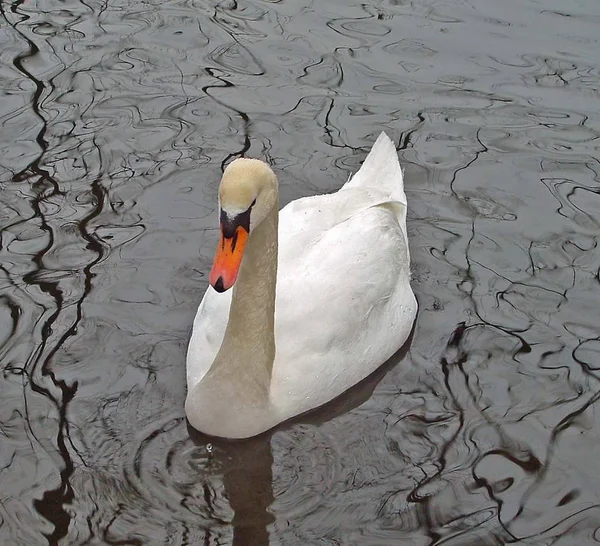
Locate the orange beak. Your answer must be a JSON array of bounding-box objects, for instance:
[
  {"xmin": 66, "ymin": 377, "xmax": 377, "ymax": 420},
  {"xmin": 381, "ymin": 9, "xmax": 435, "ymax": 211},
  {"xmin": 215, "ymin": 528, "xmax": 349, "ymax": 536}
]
[{"xmin": 209, "ymin": 225, "xmax": 249, "ymax": 292}]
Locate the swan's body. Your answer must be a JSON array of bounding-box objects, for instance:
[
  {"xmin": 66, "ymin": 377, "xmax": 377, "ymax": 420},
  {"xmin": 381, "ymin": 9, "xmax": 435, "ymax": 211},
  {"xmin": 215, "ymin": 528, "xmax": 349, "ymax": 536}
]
[{"xmin": 185, "ymin": 132, "xmax": 417, "ymax": 438}]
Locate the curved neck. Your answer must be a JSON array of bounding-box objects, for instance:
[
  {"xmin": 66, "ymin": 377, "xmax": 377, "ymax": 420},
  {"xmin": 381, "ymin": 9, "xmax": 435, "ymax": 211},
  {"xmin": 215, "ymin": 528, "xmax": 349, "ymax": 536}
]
[{"xmin": 207, "ymin": 198, "xmax": 279, "ymax": 403}]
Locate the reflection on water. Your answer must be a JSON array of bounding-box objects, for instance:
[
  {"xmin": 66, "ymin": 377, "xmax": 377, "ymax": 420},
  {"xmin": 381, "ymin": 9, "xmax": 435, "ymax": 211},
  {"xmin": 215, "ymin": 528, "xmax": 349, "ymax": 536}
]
[{"xmin": 1, "ymin": 0, "xmax": 600, "ymax": 543}]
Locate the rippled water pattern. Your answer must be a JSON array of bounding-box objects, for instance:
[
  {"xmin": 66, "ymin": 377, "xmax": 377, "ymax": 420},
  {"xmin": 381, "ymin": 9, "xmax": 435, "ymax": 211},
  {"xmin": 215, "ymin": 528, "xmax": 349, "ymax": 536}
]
[{"xmin": 1, "ymin": 0, "xmax": 600, "ymax": 544}]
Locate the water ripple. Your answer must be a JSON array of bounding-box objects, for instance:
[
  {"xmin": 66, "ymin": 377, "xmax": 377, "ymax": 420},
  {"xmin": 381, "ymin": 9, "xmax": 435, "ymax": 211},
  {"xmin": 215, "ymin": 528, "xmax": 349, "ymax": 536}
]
[{"xmin": 1, "ymin": 0, "xmax": 600, "ymax": 543}]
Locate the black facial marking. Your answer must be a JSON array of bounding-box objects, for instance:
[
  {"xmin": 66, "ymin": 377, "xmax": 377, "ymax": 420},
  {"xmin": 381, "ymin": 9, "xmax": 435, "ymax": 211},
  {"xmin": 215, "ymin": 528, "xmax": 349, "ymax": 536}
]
[
  {"xmin": 220, "ymin": 203, "xmax": 253, "ymax": 238},
  {"xmin": 231, "ymin": 229, "xmax": 239, "ymax": 253}
]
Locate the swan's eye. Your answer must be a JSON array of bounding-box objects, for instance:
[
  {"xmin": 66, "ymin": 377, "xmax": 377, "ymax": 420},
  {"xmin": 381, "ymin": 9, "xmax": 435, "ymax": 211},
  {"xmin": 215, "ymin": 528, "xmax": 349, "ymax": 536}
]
[{"xmin": 251, "ymin": 198, "xmax": 257, "ymax": 208}]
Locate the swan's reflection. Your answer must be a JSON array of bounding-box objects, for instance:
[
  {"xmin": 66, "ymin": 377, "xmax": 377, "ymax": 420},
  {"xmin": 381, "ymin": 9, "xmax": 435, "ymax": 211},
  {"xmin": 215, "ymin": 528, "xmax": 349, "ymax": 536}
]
[{"xmin": 187, "ymin": 332, "xmax": 414, "ymax": 544}]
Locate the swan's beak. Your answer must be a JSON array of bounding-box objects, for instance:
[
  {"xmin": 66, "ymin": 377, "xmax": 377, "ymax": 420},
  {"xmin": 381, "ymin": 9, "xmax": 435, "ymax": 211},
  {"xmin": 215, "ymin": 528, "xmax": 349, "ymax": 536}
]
[{"xmin": 209, "ymin": 224, "xmax": 249, "ymax": 293}]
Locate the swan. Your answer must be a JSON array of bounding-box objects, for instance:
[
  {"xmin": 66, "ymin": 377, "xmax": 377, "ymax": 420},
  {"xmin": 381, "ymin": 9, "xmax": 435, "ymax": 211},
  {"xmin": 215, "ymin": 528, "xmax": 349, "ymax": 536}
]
[{"xmin": 185, "ymin": 132, "xmax": 417, "ymax": 438}]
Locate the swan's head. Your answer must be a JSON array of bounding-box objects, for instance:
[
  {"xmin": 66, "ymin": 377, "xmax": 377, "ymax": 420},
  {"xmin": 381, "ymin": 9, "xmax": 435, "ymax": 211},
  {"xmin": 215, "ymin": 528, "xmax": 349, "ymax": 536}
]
[{"xmin": 209, "ymin": 157, "xmax": 278, "ymax": 293}]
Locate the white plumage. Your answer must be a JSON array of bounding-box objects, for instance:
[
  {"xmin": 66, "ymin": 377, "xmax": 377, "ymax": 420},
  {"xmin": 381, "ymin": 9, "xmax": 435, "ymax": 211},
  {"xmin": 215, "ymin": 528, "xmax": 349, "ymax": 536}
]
[{"xmin": 185, "ymin": 132, "xmax": 417, "ymax": 438}]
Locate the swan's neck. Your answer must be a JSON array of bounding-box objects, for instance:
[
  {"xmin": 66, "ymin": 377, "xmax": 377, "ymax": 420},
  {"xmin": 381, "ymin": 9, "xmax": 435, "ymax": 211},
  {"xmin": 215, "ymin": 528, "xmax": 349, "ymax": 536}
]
[{"xmin": 209, "ymin": 200, "xmax": 279, "ymax": 402}]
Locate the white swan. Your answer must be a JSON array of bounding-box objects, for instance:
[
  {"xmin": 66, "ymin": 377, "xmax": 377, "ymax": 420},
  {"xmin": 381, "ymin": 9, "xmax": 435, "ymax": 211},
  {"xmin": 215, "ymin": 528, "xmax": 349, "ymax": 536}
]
[{"xmin": 185, "ymin": 132, "xmax": 417, "ymax": 438}]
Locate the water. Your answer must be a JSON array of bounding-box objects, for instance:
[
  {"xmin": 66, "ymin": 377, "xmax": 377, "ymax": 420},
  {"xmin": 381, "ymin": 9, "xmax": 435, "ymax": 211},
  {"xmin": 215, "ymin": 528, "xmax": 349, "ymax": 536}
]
[{"xmin": 1, "ymin": 0, "xmax": 600, "ymax": 543}]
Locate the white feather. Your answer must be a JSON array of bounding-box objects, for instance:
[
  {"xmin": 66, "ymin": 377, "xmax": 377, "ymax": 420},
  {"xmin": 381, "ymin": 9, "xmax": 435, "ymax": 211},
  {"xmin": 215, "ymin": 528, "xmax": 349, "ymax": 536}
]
[{"xmin": 186, "ymin": 132, "xmax": 417, "ymax": 436}]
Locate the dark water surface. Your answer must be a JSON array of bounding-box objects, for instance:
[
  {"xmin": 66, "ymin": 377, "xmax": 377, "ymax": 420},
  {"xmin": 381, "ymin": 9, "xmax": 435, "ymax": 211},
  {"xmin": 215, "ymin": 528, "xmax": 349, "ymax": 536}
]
[{"xmin": 2, "ymin": 0, "xmax": 600, "ymax": 544}]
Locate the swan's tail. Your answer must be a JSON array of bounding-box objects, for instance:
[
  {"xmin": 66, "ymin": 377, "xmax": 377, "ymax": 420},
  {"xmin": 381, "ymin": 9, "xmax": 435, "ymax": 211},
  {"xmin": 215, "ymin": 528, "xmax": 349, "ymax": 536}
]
[{"xmin": 342, "ymin": 132, "xmax": 406, "ymax": 206}]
